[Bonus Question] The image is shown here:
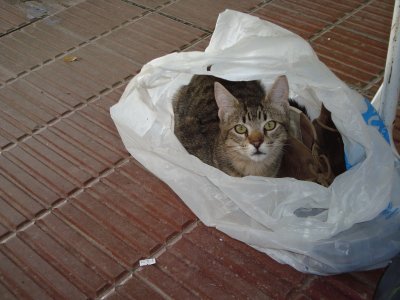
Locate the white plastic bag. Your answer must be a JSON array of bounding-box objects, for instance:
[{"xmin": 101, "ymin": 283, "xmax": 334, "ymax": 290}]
[{"xmin": 111, "ymin": 10, "xmax": 400, "ymax": 274}]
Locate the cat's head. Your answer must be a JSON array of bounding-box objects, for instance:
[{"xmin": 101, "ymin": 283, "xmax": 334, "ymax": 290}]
[{"xmin": 214, "ymin": 76, "xmax": 289, "ymax": 168}]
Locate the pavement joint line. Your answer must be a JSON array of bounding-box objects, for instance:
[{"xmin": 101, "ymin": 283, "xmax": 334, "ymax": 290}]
[
  {"xmin": 134, "ymin": 274, "xmax": 174, "ymax": 300},
  {"xmin": 0, "ymin": 8, "xmax": 153, "ymax": 88},
  {"xmin": 285, "ymin": 275, "xmax": 317, "ymax": 299},
  {"xmin": 362, "ymin": 71, "xmax": 385, "ymax": 91},
  {"xmin": 0, "ymin": 1, "xmax": 86, "ymax": 38},
  {"xmin": 0, "ymin": 156, "xmax": 132, "ymax": 245},
  {"xmin": 309, "ymin": 0, "xmax": 376, "ymax": 42},
  {"xmin": 0, "ymin": 78, "xmax": 131, "ymax": 155},
  {"xmin": 96, "ymin": 219, "xmax": 200, "ymax": 300},
  {"xmin": 170, "ymin": 0, "xmax": 273, "ymax": 52},
  {"xmin": 121, "ymin": 0, "xmax": 179, "ymax": 11}
]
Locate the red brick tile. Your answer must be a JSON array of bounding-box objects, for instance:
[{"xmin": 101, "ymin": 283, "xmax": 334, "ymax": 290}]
[
  {"xmin": 324, "ymin": 273, "xmax": 376, "ymax": 299},
  {"xmin": 314, "ymin": 44, "xmax": 382, "ymax": 76},
  {"xmin": 0, "ymin": 251, "xmax": 53, "ymax": 300},
  {"xmin": 254, "ymin": 5, "xmax": 327, "ymax": 39},
  {"xmin": 86, "ymin": 0, "xmax": 145, "ymax": 21},
  {"xmin": 118, "ymin": 162, "xmax": 194, "ymax": 215},
  {"xmin": 155, "ymin": 251, "xmax": 237, "ymax": 298},
  {"xmin": 20, "ymin": 138, "xmax": 93, "ymax": 185},
  {"xmin": 36, "ymin": 213, "xmax": 125, "ymax": 281},
  {"xmin": 312, "ymin": 35, "xmax": 385, "ymax": 69},
  {"xmin": 363, "ymin": 1, "xmax": 394, "ymax": 19},
  {"xmin": 137, "ymin": 265, "xmax": 199, "ymax": 299},
  {"xmin": 0, "ymin": 52, "xmax": 23, "ymax": 79},
  {"xmin": 9, "ymin": 32, "xmax": 58, "ymax": 62},
  {"xmin": 98, "ymin": 14, "xmax": 206, "ymax": 65},
  {"xmin": 0, "ymin": 158, "xmax": 58, "ymax": 209},
  {"xmin": 317, "ymin": 55, "xmax": 375, "ymax": 87},
  {"xmin": 45, "ymin": 14, "xmax": 99, "ymax": 41},
  {"xmin": 73, "ymin": 191, "xmax": 161, "ymax": 253},
  {"xmin": 0, "ymin": 97, "xmax": 38, "ymax": 133},
  {"xmin": 183, "ymin": 37, "xmax": 211, "ymax": 52},
  {"xmin": 204, "ymin": 225, "xmax": 306, "ymax": 284},
  {"xmin": 77, "ymin": 106, "xmax": 118, "ymax": 136},
  {"xmin": 283, "ymin": 0, "xmax": 363, "ymax": 16},
  {"xmin": 0, "ymin": 64, "xmax": 17, "ymax": 83},
  {"xmin": 128, "ymin": 0, "xmax": 168, "ymax": 9},
  {"xmin": 26, "ymin": 21, "xmax": 82, "ymax": 51},
  {"xmin": 0, "ymin": 111, "xmax": 30, "ymax": 141},
  {"xmin": 305, "ymin": 276, "xmax": 373, "ymax": 300},
  {"xmin": 0, "ymin": 196, "xmax": 26, "ymax": 231},
  {"xmin": 0, "ymin": 223, "xmax": 9, "ymax": 238},
  {"xmin": 0, "ymin": 2, "xmax": 28, "ymax": 33},
  {"xmin": 19, "ymin": 27, "xmax": 67, "ymax": 57},
  {"xmin": 93, "ymin": 88, "xmax": 124, "ymax": 111},
  {"xmin": 1, "ymin": 237, "xmax": 86, "ymax": 299},
  {"xmin": 36, "ymin": 61, "xmax": 104, "ymax": 100},
  {"xmin": 290, "ymin": 292, "xmax": 312, "ymax": 300},
  {"xmin": 0, "ymin": 281, "xmax": 18, "ymax": 300},
  {"xmin": 8, "ymin": 79, "xmax": 70, "ymax": 116},
  {"xmin": 268, "ymin": 0, "xmax": 352, "ymax": 23},
  {"xmin": 50, "ymin": 121, "xmax": 123, "ymax": 165},
  {"xmin": 169, "ymin": 238, "xmax": 270, "ymax": 299},
  {"xmin": 61, "ymin": 7, "xmax": 118, "ymax": 35},
  {"xmin": 0, "ymin": 86, "xmax": 55, "ymax": 124},
  {"xmin": 65, "ymin": 113, "xmax": 129, "ymax": 157},
  {"xmin": 34, "ymin": 129, "xmax": 109, "ymax": 177},
  {"xmin": 340, "ymin": 13, "xmax": 391, "ymax": 43},
  {"xmin": 63, "ymin": 46, "xmax": 133, "ymax": 88},
  {"xmin": 103, "ymin": 166, "xmax": 196, "ymax": 230},
  {"xmin": 19, "ymin": 225, "xmax": 109, "ymax": 298},
  {"xmin": 316, "ymin": 27, "xmax": 388, "ymax": 59},
  {"xmin": 185, "ymin": 224, "xmax": 302, "ymax": 298},
  {"xmin": 3, "ymin": 147, "xmax": 76, "ymax": 197},
  {"xmin": 0, "ymin": 173, "xmax": 46, "ymax": 220},
  {"xmin": 161, "ymin": 0, "xmax": 261, "ymax": 30},
  {"xmin": 82, "ymin": 43, "xmax": 138, "ymax": 81},
  {"xmin": 113, "ymin": 275, "xmax": 164, "ymax": 300},
  {"xmin": 0, "ymin": 39, "xmax": 41, "ymax": 70},
  {"xmin": 0, "ymin": 135, "xmax": 12, "ymax": 149},
  {"xmin": 24, "ymin": 72, "xmax": 85, "ymax": 108},
  {"xmin": 77, "ymin": 1, "xmax": 131, "ymax": 27},
  {"xmin": 55, "ymin": 203, "xmax": 141, "ymax": 267},
  {"xmin": 85, "ymin": 182, "xmax": 177, "ymax": 242}
]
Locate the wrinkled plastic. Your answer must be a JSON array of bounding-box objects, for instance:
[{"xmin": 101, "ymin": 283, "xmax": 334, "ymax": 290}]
[{"xmin": 111, "ymin": 10, "xmax": 400, "ymax": 274}]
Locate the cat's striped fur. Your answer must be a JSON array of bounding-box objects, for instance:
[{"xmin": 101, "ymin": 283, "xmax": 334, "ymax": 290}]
[{"xmin": 173, "ymin": 75, "xmax": 290, "ymax": 177}]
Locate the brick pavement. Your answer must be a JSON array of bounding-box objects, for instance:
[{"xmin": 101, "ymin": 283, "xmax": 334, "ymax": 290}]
[{"xmin": 0, "ymin": 0, "xmax": 396, "ymax": 299}]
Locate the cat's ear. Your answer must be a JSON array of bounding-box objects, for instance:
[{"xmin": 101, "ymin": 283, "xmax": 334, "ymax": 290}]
[
  {"xmin": 266, "ymin": 75, "xmax": 289, "ymax": 114},
  {"xmin": 214, "ymin": 82, "xmax": 239, "ymax": 120}
]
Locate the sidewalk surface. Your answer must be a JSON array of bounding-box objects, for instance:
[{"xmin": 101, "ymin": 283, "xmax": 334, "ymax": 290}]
[{"xmin": 0, "ymin": 0, "xmax": 398, "ymax": 299}]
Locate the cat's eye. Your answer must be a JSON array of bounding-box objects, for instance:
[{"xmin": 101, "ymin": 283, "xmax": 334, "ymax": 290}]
[
  {"xmin": 264, "ymin": 120, "xmax": 277, "ymax": 131},
  {"xmin": 234, "ymin": 124, "xmax": 247, "ymax": 134}
]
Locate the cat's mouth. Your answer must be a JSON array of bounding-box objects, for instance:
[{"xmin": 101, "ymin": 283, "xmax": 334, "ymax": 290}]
[
  {"xmin": 250, "ymin": 150, "xmax": 267, "ymax": 161},
  {"xmin": 253, "ymin": 150, "xmax": 265, "ymax": 155}
]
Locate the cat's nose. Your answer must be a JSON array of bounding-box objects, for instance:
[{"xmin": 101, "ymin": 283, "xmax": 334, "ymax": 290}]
[
  {"xmin": 249, "ymin": 132, "xmax": 264, "ymax": 149},
  {"xmin": 252, "ymin": 140, "xmax": 262, "ymax": 149}
]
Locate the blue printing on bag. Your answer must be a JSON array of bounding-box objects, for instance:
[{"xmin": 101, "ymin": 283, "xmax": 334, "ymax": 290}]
[
  {"xmin": 344, "ymin": 99, "xmax": 397, "ymax": 219},
  {"xmin": 361, "ymin": 98, "xmax": 390, "ymax": 144},
  {"xmin": 345, "ymin": 98, "xmax": 390, "ymax": 170}
]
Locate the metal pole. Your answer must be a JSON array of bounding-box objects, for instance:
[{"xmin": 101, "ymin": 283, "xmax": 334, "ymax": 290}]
[{"xmin": 371, "ymin": 0, "xmax": 400, "ymax": 156}]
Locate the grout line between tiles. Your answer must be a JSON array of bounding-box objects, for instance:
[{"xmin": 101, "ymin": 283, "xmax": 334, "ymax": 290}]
[
  {"xmin": 362, "ymin": 72, "xmax": 384, "ymax": 92},
  {"xmin": 1, "ymin": 8, "xmax": 153, "ymax": 88},
  {"xmin": 308, "ymin": 0, "xmax": 377, "ymax": 42},
  {"xmin": 0, "ymin": 0, "xmax": 80, "ymax": 38},
  {"xmin": 0, "ymin": 156, "xmax": 132, "ymax": 245},
  {"xmin": 96, "ymin": 219, "xmax": 200, "ymax": 300},
  {"xmin": 0, "ymin": 77, "xmax": 132, "ymax": 155}
]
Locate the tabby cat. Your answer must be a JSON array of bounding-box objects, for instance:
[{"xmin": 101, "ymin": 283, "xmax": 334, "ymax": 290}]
[{"xmin": 173, "ymin": 75, "xmax": 290, "ymax": 177}]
